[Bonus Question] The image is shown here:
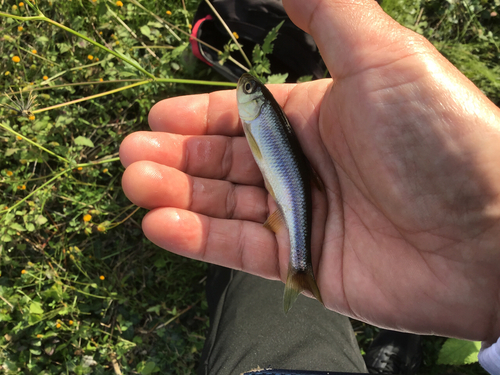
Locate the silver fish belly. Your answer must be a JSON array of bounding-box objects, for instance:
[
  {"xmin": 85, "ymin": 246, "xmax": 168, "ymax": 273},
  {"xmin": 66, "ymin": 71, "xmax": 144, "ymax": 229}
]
[{"xmin": 236, "ymin": 73, "xmax": 323, "ymax": 313}]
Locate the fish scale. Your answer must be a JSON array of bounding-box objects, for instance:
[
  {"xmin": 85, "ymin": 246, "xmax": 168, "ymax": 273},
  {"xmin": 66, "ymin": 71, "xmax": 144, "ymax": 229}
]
[
  {"xmin": 236, "ymin": 73, "xmax": 323, "ymax": 313},
  {"xmin": 255, "ymin": 104, "xmax": 309, "ymax": 271}
]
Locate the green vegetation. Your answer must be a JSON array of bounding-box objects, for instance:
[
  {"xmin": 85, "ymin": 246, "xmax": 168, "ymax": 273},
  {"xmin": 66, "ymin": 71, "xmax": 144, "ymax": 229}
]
[{"xmin": 0, "ymin": 0, "xmax": 498, "ymax": 373}]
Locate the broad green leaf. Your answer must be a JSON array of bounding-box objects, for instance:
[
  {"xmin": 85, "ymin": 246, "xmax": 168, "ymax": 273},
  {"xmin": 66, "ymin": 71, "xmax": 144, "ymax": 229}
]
[
  {"xmin": 267, "ymin": 73, "xmax": 288, "ymax": 84},
  {"xmin": 140, "ymin": 25, "xmax": 151, "ymax": 37},
  {"xmin": 437, "ymin": 338, "xmax": 480, "ymax": 365},
  {"xmin": 71, "ymin": 16, "xmax": 84, "ymax": 31},
  {"xmin": 154, "ymin": 257, "xmax": 166, "ymax": 268},
  {"xmin": 9, "ymin": 223, "xmax": 25, "ymax": 232},
  {"xmin": 118, "ymin": 71, "xmax": 138, "ymax": 78},
  {"xmin": 0, "ymin": 313, "xmax": 12, "ymax": 322},
  {"xmin": 171, "ymin": 42, "xmax": 188, "ymax": 58},
  {"xmin": 2, "ymin": 360, "xmax": 17, "ymax": 371},
  {"xmin": 35, "ymin": 215, "xmax": 48, "ymax": 225},
  {"xmin": 1, "ymin": 234, "xmax": 12, "ymax": 242},
  {"xmin": 148, "ymin": 21, "xmax": 163, "ymax": 28},
  {"xmin": 262, "ymin": 20, "xmax": 284, "ymax": 55},
  {"xmin": 133, "ymin": 336, "xmax": 143, "ymax": 344},
  {"xmin": 146, "ymin": 304, "xmax": 161, "ymax": 315},
  {"xmin": 74, "ymin": 136, "xmax": 94, "ymax": 148},
  {"xmin": 297, "ymin": 75, "xmax": 313, "ymax": 83},
  {"xmin": 37, "ymin": 36, "xmax": 49, "ymax": 45},
  {"xmin": 5, "ymin": 148, "xmax": 18, "ymax": 156},
  {"xmin": 97, "ymin": 2, "xmax": 108, "ymax": 17},
  {"xmin": 29, "ymin": 301, "xmax": 44, "ymax": 315},
  {"xmin": 55, "ymin": 115, "xmax": 74, "ymax": 127},
  {"xmin": 31, "ymin": 340, "xmax": 42, "ymax": 347},
  {"xmin": 57, "ymin": 43, "xmax": 71, "ymax": 53},
  {"xmin": 140, "ymin": 361, "xmax": 157, "ymax": 375},
  {"xmin": 25, "ymin": 223, "xmax": 35, "ymax": 232}
]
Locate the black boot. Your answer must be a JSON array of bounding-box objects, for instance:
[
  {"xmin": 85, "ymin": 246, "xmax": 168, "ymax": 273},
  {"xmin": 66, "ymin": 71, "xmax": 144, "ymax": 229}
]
[{"xmin": 364, "ymin": 329, "xmax": 422, "ymax": 374}]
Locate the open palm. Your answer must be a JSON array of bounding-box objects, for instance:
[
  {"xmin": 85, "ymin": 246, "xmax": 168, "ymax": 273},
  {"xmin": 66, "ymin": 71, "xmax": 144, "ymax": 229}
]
[{"xmin": 120, "ymin": 0, "xmax": 500, "ymax": 342}]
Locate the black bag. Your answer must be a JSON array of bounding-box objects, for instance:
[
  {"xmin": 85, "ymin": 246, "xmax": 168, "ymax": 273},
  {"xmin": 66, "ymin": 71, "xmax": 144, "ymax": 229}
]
[{"xmin": 190, "ymin": 0, "xmax": 325, "ymax": 82}]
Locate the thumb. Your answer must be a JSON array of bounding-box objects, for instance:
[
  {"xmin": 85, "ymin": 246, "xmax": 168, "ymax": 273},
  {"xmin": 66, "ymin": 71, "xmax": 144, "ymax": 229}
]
[{"xmin": 283, "ymin": 0, "xmax": 429, "ymax": 78}]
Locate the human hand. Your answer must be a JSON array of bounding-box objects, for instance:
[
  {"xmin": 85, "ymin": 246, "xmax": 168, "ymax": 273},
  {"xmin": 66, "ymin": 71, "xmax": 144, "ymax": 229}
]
[{"xmin": 120, "ymin": 0, "xmax": 500, "ymax": 342}]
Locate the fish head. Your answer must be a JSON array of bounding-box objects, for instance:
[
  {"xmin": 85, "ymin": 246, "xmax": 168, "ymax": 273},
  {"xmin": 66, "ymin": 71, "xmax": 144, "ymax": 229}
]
[{"xmin": 237, "ymin": 73, "xmax": 265, "ymax": 122}]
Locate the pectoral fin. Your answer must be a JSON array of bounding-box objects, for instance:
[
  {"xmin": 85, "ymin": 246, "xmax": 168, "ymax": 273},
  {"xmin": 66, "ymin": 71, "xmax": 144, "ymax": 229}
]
[{"xmin": 244, "ymin": 127, "xmax": 263, "ymax": 161}]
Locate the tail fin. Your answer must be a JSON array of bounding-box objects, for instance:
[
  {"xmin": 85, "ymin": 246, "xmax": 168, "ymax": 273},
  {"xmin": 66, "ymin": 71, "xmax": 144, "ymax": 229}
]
[{"xmin": 283, "ymin": 267, "xmax": 323, "ymax": 314}]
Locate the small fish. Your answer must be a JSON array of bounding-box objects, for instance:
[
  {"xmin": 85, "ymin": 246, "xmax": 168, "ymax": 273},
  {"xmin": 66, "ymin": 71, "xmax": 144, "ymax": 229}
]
[{"xmin": 236, "ymin": 73, "xmax": 323, "ymax": 313}]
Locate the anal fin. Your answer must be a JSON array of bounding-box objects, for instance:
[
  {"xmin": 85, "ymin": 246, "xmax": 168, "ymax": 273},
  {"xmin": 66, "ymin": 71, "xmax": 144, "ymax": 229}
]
[{"xmin": 263, "ymin": 209, "xmax": 284, "ymax": 233}]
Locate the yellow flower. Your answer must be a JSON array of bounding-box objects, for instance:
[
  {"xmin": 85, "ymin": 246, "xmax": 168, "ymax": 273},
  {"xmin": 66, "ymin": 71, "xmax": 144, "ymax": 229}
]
[
  {"xmin": 97, "ymin": 224, "xmax": 106, "ymax": 232},
  {"xmin": 95, "ymin": 57, "xmax": 99, "ymax": 61},
  {"xmin": 28, "ymin": 115, "xmax": 35, "ymax": 121},
  {"xmin": 19, "ymin": 2, "xmax": 25, "ymax": 6},
  {"xmin": 88, "ymin": 55, "xmax": 94, "ymax": 60},
  {"xmin": 99, "ymin": 275, "xmax": 105, "ymax": 280},
  {"xmin": 99, "ymin": 78, "xmax": 103, "ymax": 82},
  {"xmin": 6, "ymin": 171, "xmax": 13, "ymax": 176},
  {"xmin": 77, "ymin": 167, "xmax": 83, "ymax": 171},
  {"xmin": 99, "ymin": 31, "xmax": 102, "ymax": 34},
  {"xmin": 31, "ymin": 49, "xmax": 37, "ymax": 54},
  {"xmin": 12, "ymin": 5, "xmax": 18, "ymax": 10},
  {"xmin": 20, "ymin": 185, "xmax": 26, "ymax": 190},
  {"xmin": 56, "ymin": 323, "xmax": 61, "ymax": 329},
  {"xmin": 5, "ymin": 71, "xmax": 10, "ymax": 76},
  {"xmin": 188, "ymin": 24, "xmax": 192, "ymax": 29},
  {"xmin": 102, "ymin": 168, "xmax": 108, "ymax": 173},
  {"xmin": 166, "ymin": 10, "xmax": 172, "ymax": 15},
  {"xmin": 83, "ymin": 214, "xmax": 92, "ymax": 222},
  {"xmin": 36, "ymin": 334, "xmax": 43, "ymax": 338},
  {"xmin": 115, "ymin": 41, "xmax": 120, "ymax": 45},
  {"xmin": 18, "ymin": 26, "xmax": 23, "ymax": 32},
  {"xmin": 69, "ymin": 320, "xmax": 74, "ymax": 325},
  {"xmin": 232, "ymin": 31, "xmax": 239, "ymax": 39},
  {"xmin": 12, "ymin": 56, "xmax": 20, "ymax": 63},
  {"xmin": 16, "ymin": 135, "xmax": 22, "ymax": 140},
  {"xmin": 21, "ymin": 269, "xmax": 27, "ymax": 274},
  {"xmin": 43, "ymin": 75, "xmax": 48, "ymax": 80},
  {"xmin": 116, "ymin": 0, "xmax": 123, "ymax": 6}
]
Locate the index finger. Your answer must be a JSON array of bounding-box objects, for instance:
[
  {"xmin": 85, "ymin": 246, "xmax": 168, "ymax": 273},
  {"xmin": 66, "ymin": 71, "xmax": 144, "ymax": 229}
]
[{"xmin": 148, "ymin": 85, "xmax": 296, "ymax": 136}]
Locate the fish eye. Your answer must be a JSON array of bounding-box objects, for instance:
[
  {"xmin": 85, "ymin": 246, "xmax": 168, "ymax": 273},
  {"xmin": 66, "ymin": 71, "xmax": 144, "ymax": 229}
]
[{"xmin": 243, "ymin": 80, "xmax": 256, "ymax": 94}]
